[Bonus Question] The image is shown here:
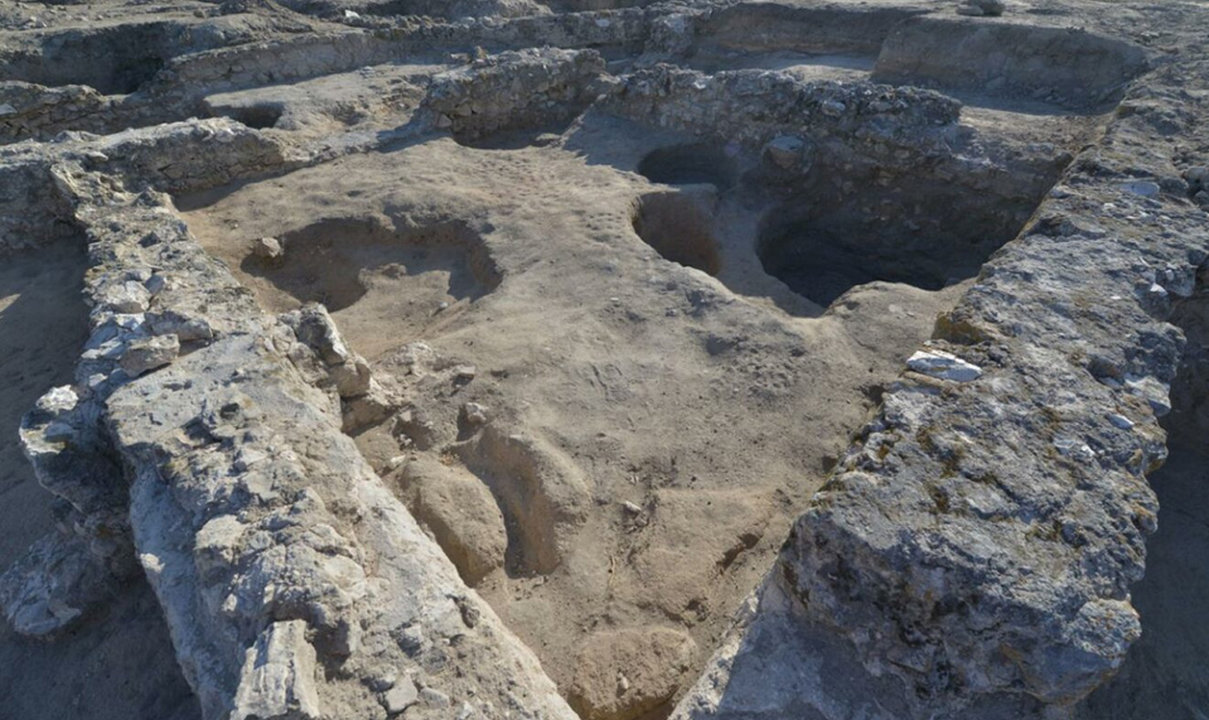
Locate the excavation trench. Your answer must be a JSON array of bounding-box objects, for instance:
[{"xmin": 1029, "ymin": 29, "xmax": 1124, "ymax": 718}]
[
  {"xmin": 0, "ymin": 239, "xmax": 200, "ymax": 720},
  {"xmin": 166, "ymin": 31, "xmax": 1132, "ymax": 716},
  {"xmin": 2, "ymin": 24, "xmax": 174, "ymax": 94},
  {"xmin": 694, "ymin": 5, "xmax": 1148, "ymax": 112},
  {"xmin": 1078, "ymin": 268, "xmax": 1209, "ymax": 719}
]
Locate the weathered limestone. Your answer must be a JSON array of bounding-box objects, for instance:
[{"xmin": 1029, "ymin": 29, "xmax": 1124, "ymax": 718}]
[
  {"xmin": 416, "ymin": 47, "xmax": 608, "ymax": 141},
  {"xmin": 231, "ymin": 620, "xmax": 322, "ymax": 720},
  {"xmin": 1, "ymin": 3, "xmax": 1206, "ymax": 719},
  {"xmin": 670, "ymin": 24, "xmax": 1209, "ymax": 720}
]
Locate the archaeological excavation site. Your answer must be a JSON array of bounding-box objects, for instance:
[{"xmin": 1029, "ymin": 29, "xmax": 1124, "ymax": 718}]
[{"xmin": 1, "ymin": 0, "xmax": 1208, "ymax": 718}]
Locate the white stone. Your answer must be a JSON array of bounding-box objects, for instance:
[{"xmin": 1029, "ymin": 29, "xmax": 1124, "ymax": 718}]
[
  {"xmin": 119, "ymin": 334, "xmax": 180, "ymax": 377},
  {"xmin": 906, "ymin": 350, "xmax": 983, "ymax": 382},
  {"xmin": 232, "ymin": 620, "xmax": 322, "ymax": 720},
  {"xmin": 383, "ymin": 679, "xmax": 418, "ymax": 715}
]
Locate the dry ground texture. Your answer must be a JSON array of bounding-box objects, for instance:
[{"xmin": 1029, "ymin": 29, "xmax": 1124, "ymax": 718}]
[{"xmin": 1, "ymin": 0, "xmax": 1208, "ymax": 719}]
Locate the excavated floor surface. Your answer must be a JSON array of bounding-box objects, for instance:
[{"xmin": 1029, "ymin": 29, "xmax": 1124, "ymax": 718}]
[
  {"xmin": 180, "ymin": 133, "xmax": 973, "ymax": 701},
  {"xmin": 2, "ymin": 0, "xmax": 1207, "ymax": 718}
]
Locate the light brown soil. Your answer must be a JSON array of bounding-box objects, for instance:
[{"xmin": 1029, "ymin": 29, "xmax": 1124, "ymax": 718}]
[{"xmin": 180, "ymin": 132, "xmax": 973, "ymax": 706}]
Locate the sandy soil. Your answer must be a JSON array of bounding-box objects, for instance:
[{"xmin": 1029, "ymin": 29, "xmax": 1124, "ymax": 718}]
[{"xmin": 180, "ymin": 130, "xmax": 974, "ymax": 707}]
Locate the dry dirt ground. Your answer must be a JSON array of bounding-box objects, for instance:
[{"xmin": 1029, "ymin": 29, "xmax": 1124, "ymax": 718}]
[
  {"xmin": 2, "ymin": 0, "xmax": 1207, "ymax": 718},
  {"xmin": 180, "ymin": 131, "xmax": 973, "ymax": 702}
]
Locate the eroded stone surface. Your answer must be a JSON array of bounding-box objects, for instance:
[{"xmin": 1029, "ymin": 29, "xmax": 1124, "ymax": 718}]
[{"xmin": 0, "ymin": 2, "xmax": 1206, "ymax": 720}]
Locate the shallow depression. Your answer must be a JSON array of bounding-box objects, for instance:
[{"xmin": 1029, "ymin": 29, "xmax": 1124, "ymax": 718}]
[{"xmin": 225, "ymin": 216, "xmax": 500, "ymax": 359}]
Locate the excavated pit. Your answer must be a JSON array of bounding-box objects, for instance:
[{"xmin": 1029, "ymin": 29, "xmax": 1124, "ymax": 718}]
[
  {"xmin": 173, "ymin": 133, "xmax": 976, "ymax": 718},
  {"xmin": 757, "ymin": 180, "xmax": 1049, "ymax": 307},
  {"xmin": 631, "ymin": 191, "xmax": 721, "ymax": 277},
  {"xmin": 235, "ymin": 217, "xmax": 500, "ymax": 357},
  {"xmin": 2, "ymin": 24, "xmax": 172, "ymax": 94},
  {"xmin": 637, "ymin": 144, "xmax": 739, "ymax": 191},
  {"xmin": 218, "ymin": 103, "xmax": 284, "ymax": 131}
]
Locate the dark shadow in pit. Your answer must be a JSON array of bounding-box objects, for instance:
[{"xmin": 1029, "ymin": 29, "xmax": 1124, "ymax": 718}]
[
  {"xmin": 1077, "ymin": 272, "xmax": 1209, "ymax": 720},
  {"xmin": 756, "ymin": 179, "xmax": 1036, "ymax": 307},
  {"xmin": 2, "ymin": 25, "xmax": 170, "ymax": 95},
  {"xmin": 452, "ymin": 119, "xmax": 575, "ymax": 151},
  {"xmin": 242, "ymin": 217, "xmax": 501, "ymax": 313},
  {"xmin": 214, "ymin": 103, "xmax": 284, "ymax": 131},
  {"xmin": 637, "ymin": 143, "xmax": 739, "ymax": 191},
  {"xmin": 632, "ymin": 190, "xmax": 721, "ymax": 277}
]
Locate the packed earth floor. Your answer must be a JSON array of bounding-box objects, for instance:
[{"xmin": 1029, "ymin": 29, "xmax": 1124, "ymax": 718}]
[{"xmin": 0, "ymin": 0, "xmax": 1208, "ymax": 719}]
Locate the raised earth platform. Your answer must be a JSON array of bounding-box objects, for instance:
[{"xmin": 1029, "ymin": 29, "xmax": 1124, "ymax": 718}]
[{"xmin": 0, "ymin": 0, "xmax": 1207, "ymax": 719}]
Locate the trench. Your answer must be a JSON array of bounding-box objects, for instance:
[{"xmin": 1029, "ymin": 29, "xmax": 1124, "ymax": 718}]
[
  {"xmin": 2, "ymin": 24, "xmax": 173, "ymax": 94},
  {"xmin": 1077, "ymin": 270, "xmax": 1209, "ymax": 719},
  {"xmin": 692, "ymin": 4, "xmax": 1148, "ymax": 113},
  {"xmin": 0, "ymin": 241, "xmax": 89, "ymax": 569},
  {"xmin": 0, "ymin": 239, "xmax": 200, "ymax": 720}
]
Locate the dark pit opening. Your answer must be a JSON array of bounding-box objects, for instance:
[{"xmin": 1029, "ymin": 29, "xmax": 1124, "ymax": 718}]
[
  {"xmin": 637, "ymin": 143, "xmax": 739, "ymax": 190},
  {"xmin": 221, "ymin": 103, "xmax": 284, "ymax": 130},
  {"xmin": 1077, "ymin": 266, "xmax": 1209, "ymax": 719},
  {"xmin": 108, "ymin": 56, "xmax": 166, "ymax": 96},
  {"xmin": 453, "ymin": 118, "xmax": 576, "ymax": 151},
  {"xmin": 757, "ymin": 181, "xmax": 1036, "ymax": 307},
  {"xmin": 632, "ymin": 191, "xmax": 721, "ymax": 276},
  {"xmin": 2, "ymin": 25, "xmax": 171, "ymax": 95}
]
